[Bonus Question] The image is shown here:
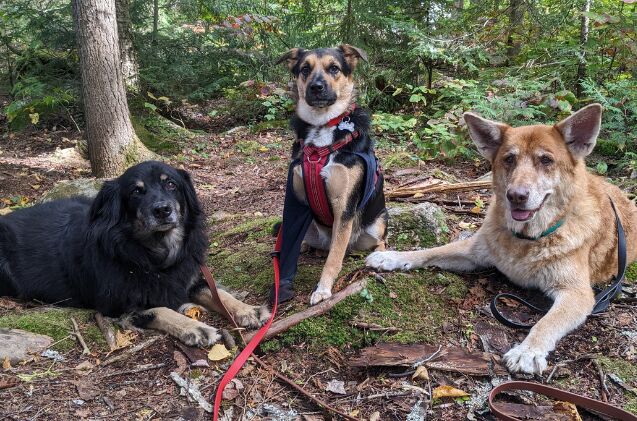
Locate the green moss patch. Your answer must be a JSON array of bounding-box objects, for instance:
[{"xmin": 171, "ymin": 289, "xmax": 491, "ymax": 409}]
[
  {"xmin": 0, "ymin": 308, "xmax": 106, "ymax": 352},
  {"xmin": 387, "ymin": 203, "xmax": 449, "ymax": 249}
]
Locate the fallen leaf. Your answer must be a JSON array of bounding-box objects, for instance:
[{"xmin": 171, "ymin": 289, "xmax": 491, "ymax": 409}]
[
  {"xmin": 350, "ymin": 409, "xmax": 360, "ymax": 417},
  {"xmin": 72, "ymin": 379, "xmax": 100, "ymax": 400},
  {"xmin": 554, "ymin": 401, "xmax": 582, "ymax": 421},
  {"xmin": 413, "ymin": 192, "xmax": 424, "ymax": 198},
  {"xmin": 208, "ymin": 344, "xmax": 231, "ymax": 361},
  {"xmin": 74, "ymin": 361, "xmax": 94, "ymax": 374},
  {"xmin": 173, "ymin": 351, "xmax": 188, "ymax": 374},
  {"xmin": 184, "ymin": 306, "xmax": 202, "ymax": 320},
  {"xmin": 115, "ymin": 330, "xmax": 134, "ymax": 349},
  {"xmin": 325, "ymin": 379, "xmax": 347, "ymax": 395},
  {"xmin": 412, "ymin": 365, "xmax": 429, "ymax": 381},
  {"xmin": 2, "ymin": 357, "xmax": 11, "ymax": 370},
  {"xmin": 30, "ymin": 184, "xmax": 40, "ymax": 190},
  {"xmin": 432, "ymin": 385, "xmax": 469, "ymax": 400},
  {"xmin": 470, "ymin": 206, "xmax": 482, "ymax": 214}
]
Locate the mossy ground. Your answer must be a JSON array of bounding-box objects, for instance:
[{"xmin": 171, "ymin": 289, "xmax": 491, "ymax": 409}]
[
  {"xmin": 598, "ymin": 356, "xmax": 637, "ymax": 414},
  {"xmin": 0, "ymin": 307, "xmax": 107, "ymax": 352}
]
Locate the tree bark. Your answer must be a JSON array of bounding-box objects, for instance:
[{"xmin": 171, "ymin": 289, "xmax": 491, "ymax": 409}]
[
  {"xmin": 576, "ymin": 0, "xmax": 591, "ymax": 97},
  {"xmin": 72, "ymin": 0, "xmax": 151, "ymax": 178},
  {"xmin": 115, "ymin": 0, "xmax": 140, "ymax": 92},
  {"xmin": 152, "ymin": 0, "xmax": 159, "ymax": 45},
  {"xmin": 506, "ymin": 0, "xmax": 524, "ymax": 63}
]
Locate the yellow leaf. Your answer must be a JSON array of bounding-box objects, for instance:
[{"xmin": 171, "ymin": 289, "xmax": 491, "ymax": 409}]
[
  {"xmin": 350, "ymin": 409, "xmax": 360, "ymax": 417},
  {"xmin": 157, "ymin": 96, "xmax": 171, "ymax": 104},
  {"xmin": 470, "ymin": 206, "xmax": 482, "ymax": 214},
  {"xmin": 412, "ymin": 365, "xmax": 429, "ymax": 381},
  {"xmin": 413, "ymin": 192, "xmax": 424, "ymax": 198},
  {"xmin": 184, "ymin": 306, "xmax": 202, "ymax": 320},
  {"xmin": 146, "ymin": 91, "xmax": 157, "ymax": 100},
  {"xmin": 208, "ymin": 344, "xmax": 232, "ymax": 361},
  {"xmin": 258, "ymin": 146, "xmax": 268, "ymax": 152},
  {"xmin": 29, "ymin": 113, "xmax": 39, "ymax": 125},
  {"xmin": 2, "ymin": 357, "xmax": 11, "ymax": 369},
  {"xmin": 432, "ymin": 385, "xmax": 469, "ymax": 400},
  {"xmin": 115, "ymin": 330, "xmax": 134, "ymax": 349},
  {"xmin": 554, "ymin": 401, "xmax": 582, "ymax": 421},
  {"xmin": 31, "ymin": 184, "xmax": 40, "ymax": 190}
]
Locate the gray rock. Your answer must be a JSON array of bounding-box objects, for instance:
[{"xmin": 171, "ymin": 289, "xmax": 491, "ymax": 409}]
[
  {"xmin": 0, "ymin": 329, "xmax": 53, "ymax": 364},
  {"xmin": 387, "ymin": 202, "xmax": 449, "ymax": 250},
  {"xmin": 38, "ymin": 178, "xmax": 103, "ymax": 203}
]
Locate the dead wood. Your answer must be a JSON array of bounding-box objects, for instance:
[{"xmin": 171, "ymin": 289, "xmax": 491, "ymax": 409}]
[
  {"xmin": 101, "ymin": 335, "xmax": 162, "ymax": 367},
  {"xmin": 102, "ymin": 362, "xmax": 166, "ymax": 378},
  {"xmin": 386, "ymin": 180, "xmax": 491, "ymax": 199},
  {"xmin": 70, "ymin": 316, "xmax": 91, "ymax": 355},
  {"xmin": 243, "ymin": 278, "xmax": 368, "ymax": 342},
  {"xmin": 95, "ymin": 313, "xmax": 117, "ymax": 352}
]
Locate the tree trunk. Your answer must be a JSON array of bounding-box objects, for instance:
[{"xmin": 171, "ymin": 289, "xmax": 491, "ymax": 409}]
[
  {"xmin": 506, "ymin": 0, "xmax": 524, "ymax": 63},
  {"xmin": 576, "ymin": 0, "xmax": 591, "ymax": 97},
  {"xmin": 72, "ymin": 0, "xmax": 152, "ymax": 178},
  {"xmin": 341, "ymin": 0, "xmax": 354, "ymax": 43},
  {"xmin": 152, "ymin": 0, "xmax": 159, "ymax": 45},
  {"xmin": 115, "ymin": 0, "xmax": 140, "ymax": 92}
]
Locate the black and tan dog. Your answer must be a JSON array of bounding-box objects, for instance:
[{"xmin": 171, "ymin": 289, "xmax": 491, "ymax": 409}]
[
  {"xmin": 274, "ymin": 45, "xmax": 387, "ymax": 305},
  {"xmin": 0, "ymin": 161, "xmax": 270, "ymax": 346}
]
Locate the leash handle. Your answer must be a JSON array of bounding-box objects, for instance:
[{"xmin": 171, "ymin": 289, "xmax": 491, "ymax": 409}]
[
  {"xmin": 209, "ymin": 229, "xmax": 282, "ymax": 421},
  {"xmin": 489, "ymin": 380, "xmax": 637, "ymax": 421},
  {"xmin": 490, "ymin": 293, "xmax": 548, "ymax": 330}
]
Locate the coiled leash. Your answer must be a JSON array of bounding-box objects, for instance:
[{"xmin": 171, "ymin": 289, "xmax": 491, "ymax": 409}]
[
  {"xmin": 488, "ymin": 381, "xmax": 637, "ymax": 420},
  {"xmin": 490, "ymin": 198, "xmax": 627, "ymax": 330},
  {"xmin": 201, "ymin": 229, "xmax": 282, "ymax": 421}
]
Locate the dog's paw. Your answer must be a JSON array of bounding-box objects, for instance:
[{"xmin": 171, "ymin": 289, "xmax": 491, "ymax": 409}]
[
  {"xmin": 503, "ymin": 344, "xmax": 548, "ymax": 375},
  {"xmin": 179, "ymin": 322, "xmax": 221, "ymax": 348},
  {"xmin": 365, "ymin": 251, "xmax": 413, "ymax": 271},
  {"xmin": 234, "ymin": 304, "xmax": 271, "ymax": 329},
  {"xmin": 309, "ymin": 287, "xmax": 332, "ymax": 305}
]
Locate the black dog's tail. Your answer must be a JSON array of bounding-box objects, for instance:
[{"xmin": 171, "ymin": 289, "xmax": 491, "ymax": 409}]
[{"xmin": 271, "ymin": 221, "xmax": 282, "ymax": 237}]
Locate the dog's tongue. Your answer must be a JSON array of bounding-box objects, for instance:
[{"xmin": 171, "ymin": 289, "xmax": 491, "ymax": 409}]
[{"xmin": 511, "ymin": 209, "xmax": 532, "ymax": 221}]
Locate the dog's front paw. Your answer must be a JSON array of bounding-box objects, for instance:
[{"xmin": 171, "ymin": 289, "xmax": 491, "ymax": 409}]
[
  {"xmin": 366, "ymin": 251, "xmax": 413, "ymax": 271},
  {"xmin": 503, "ymin": 344, "xmax": 548, "ymax": 375},
  {"xmin": 179, "ymin": 322, "xmax": 221, "ymax": 348},
  {"xmin": 234, "ymin": 304, "xmax": 271, "ymax": 329},
  {"xmin": 309, "ymin": 287, "xmax": 332, "ymax": 305}
]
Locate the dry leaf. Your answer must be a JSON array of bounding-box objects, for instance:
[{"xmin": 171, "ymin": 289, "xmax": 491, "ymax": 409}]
[
  {"xmin": 115, "ymin": 330, "xmax": 134, "ymax": 349},
  {"xmin": 432, "ymin": 385, "xmax": 469, "ymax": 400},
  {"xmin": 325, "ymin": 379, "xmax": 347, "ymax": 395},
  {"xmin": 413, "ymin": 192, "xmax": 424, "ymax": 198},
  {"xmin": 184, "ymin": 306, "xmax": 202, "ymax": 320},
  {"xmin": 2, "ymin": 357, "xmax": 11, "ymax": 370},
  {"xmin": 75, "ymin": 361, "xmax": 94, "ymax": 374},
  {"xmin": 173, "ymin": 351, "xmax": 188, "ymax": 375},
  {"xmin": 412, "ymin": 365, "xmax": 429, "ymax": 381},
  {"xmin": 554, "ymin": 401, "xmax": 582, "ymax": 421},
  {"xmin": 208, "ymin": 344, "xmax": 232, "ymax": 361},
  {"xmin": 470, "ymin": 206, "xmax": 482, "ymax": 214}
]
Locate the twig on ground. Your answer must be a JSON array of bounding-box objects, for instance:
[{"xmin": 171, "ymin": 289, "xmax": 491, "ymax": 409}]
[
  {"xmin": 412, "ymin": 345, "xmax": 442, "ymax": 368},
  {"xmin": 243, "ymin": 278, "xmax": 368, "ymax": 342},
  {"xmin": 592, "ymin": 359, "xmax": 610, "ymax": 402},
  {"xmin": 102, "ymin": 363, "xmax": 166, "ymax": 378},
  {"xmin": 387, "ymin": 180, "xmax": 491, "ymax": 199},
  {"xmin": 101, "ymin": 335, "xmax": 162, "ymax": 367},
  {"xmin": 95, "ymin": 313, "xmax": 117, "ymax": 352},
  {"xmin": 350, "ymin": 321, "xmax": 399, "ymax": 333},
  {"xmin": 70, "ymin": 317, "xmax": 91, "ymax": 355},
  {"xmin": 546, "ymin": 354, "xmax": 597, "ymax": 384},
  {"xmin": 170, "ymin": 371, "xmax": 213, "ymax": 413}
]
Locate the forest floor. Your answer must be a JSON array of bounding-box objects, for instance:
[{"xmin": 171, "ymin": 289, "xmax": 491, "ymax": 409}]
[{"xmin": 0, "ymin": 106, "xmax": 636, "ymax": 420}]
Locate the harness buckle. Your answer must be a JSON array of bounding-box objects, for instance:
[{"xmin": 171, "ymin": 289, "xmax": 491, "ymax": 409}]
[{"xmin": 306, "ymin": 152, "xmax": 322, "ymax": 164}]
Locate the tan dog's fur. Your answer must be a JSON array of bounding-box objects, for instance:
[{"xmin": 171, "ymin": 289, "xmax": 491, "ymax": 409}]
[{"xmin": 367, "ymin": 104, "xmax": 637, "ymax": 374}]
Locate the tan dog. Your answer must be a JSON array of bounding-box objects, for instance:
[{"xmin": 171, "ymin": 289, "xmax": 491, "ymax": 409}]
[{"xmin": 366, "ymin": 104, "xmax": 637, "ymax": 374}]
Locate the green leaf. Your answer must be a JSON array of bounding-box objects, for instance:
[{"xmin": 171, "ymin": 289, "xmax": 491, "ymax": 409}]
[
  {"xmin": 144, "ymin": 102, "xmax": 157, "ymax": 112},
  {"xmin": 596, "ymin": 161, "xmax": 608, "ymax": 175},
  {"xmin": 29, "ymin": 113, "xmax": 39, "ymax": 125}
]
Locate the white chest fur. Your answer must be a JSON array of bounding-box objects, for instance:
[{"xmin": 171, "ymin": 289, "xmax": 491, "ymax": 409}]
[{"xmin": 305, "ymin": 126, "xmax": 336, "ymax": 148}]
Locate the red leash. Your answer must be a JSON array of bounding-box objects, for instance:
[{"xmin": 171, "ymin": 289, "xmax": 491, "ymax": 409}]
[{"xmin": 208, "ymin": 229, "xmax": 282, "ymax": 420}]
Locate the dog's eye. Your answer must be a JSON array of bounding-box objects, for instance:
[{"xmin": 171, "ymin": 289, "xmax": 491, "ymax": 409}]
[
  {"xmin": 131, "ymin": 187, "xmax": 144, "ymax": 196},
  {"xmin": 540, "ymin": 155, "xmax": 554, "ymax": 166},
  {"xmin": 328, "ymin": 65, "xmax": 340, "ymax": 75},
  {"xmin": 165, "ymin": 180, "xmax": 177, "ymax": 191},
  {"xmin": 504, "ymin": 154, "xmax": 516, "ymax": 165},
  {"xmin": 301, "ymin": 65, "xmax": 310, "ymax": 77}
]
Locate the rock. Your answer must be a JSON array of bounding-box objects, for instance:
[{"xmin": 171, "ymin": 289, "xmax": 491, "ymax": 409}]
[
  {"xmin": 387, "ymin": 202, "xmax": 449, "ymax": 249},
  {"xmin": 38, "ymin": 178, "xmax": 104, "ymax": 203},
  {"xmin": 0, "ymin": 328, "xmax": 53, "ymax": 364}
]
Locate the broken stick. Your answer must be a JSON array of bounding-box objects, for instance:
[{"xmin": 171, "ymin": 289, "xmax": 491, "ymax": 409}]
[
  {"xmin": 386, "ymin": 179, "xmax": 491, "ymax": 199},
  {"xmin": 101, "ymin": 335, "xmax": 162, "ymax": 366},
  {"xmin": 70, "ymin": 317, "xmax": 91, "ymax": 355},
  {"xmin": 95, "ymin": 312, "xmax": 117, "ymax": 352},
  {"xmin": 244, "ymin": 279, "xmax": 367, "ymax": 342}
]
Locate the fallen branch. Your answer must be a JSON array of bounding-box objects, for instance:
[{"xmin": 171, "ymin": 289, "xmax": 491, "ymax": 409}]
[
  {"xmin": 102, "ymin": 362, "xmax": 166, "ymax": 378},
  {"xmin": 95, "ymin": 313, "xmax": 118, "ymax": 352},
  {"xmin": 350, "ymin": 321, "xmax": 399, "ymax": 333},
  {"xmin": 592, "ymin": 359, "xmax": 610, "ymax": 402},
  {"xmin": 101, "ymin": 335, "xmax": 162, "ymax": 367},
  {"xmin": 386, "ymin": 180, "xmax": 491, "ymax": 199},
  {"xmin": 70, "ymin": 317, "xmax": 91, "ymax": 355},
  {"xmin": 243, "ymin": 278, "xmax": 368, "ymax": 342}
]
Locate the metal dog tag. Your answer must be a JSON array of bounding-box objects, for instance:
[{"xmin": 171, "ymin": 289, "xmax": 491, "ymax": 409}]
[{"xmin": 338, "ymin": 118, "xmax": 355, "ymax": 132}]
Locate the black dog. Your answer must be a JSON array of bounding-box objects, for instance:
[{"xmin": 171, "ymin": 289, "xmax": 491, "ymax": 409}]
[
  {"xmin": 274, "ymin": 45, "xmax": 388, "ymax": 304},
  {"xmin": 0, "ymin": 161, "xmax": 269, "ymax": 346}
]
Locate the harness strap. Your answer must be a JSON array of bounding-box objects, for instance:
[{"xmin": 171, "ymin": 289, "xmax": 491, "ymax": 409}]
[
  {"xmin": 491, "ymin": 197, "xmax": 627, "ymax": 330},
  {"xmin": 488, "ymin": 381, "xmax": 637, "ymax": 420},
  {"xmin": 206, "ymin": 229, "xmax": 282, "ymax": 421}
]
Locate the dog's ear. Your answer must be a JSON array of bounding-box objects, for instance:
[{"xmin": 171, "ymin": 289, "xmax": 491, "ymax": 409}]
[
  {"xmin": 337, "ymin": 44, "xmax": 368, "ymax": 69},
  {"xmin": 89, "ymin": 180, "xmax": 121, "ymax": 229},
  {"xmin": 275, "ymin": 48, "xmax": 304, "ymax": 71},
  {"xmin": 554, "ymin": 103, "xmax": 602, "ymax": 159},
  {"xmin": 178, "ymin": 169, "xmax": 202, "ymax": 218},
  {"xmin": 463, "ymin": 112, "xmax": 509, "ymax": 162}
]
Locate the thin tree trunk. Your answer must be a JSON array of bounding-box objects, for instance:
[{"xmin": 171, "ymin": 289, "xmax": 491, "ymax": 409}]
[
  {"xmin": 115, "ymin": 0, "xmax": 140, "ymax": 92},
  {"xmin": 341, "ymin": 0, "xmax": 353, "ymax": 43},
  {"xmin": 576, "ymin": 0, "xmax": 591, "ymax": 97},
  {"xmin": 506, "ymin": 0, "xmax": 524, "ymax": 63},
  {"xmin": 152, "ymin": 0, "xmax": 159, "ymax": 45},
  {"xmin": 72, "ymin": 0, "xmax": 151, "ymax": 178}
]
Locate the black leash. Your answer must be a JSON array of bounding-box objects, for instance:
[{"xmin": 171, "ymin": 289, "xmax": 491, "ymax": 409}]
[{"xmin": 491, "ymin": 198, "xmax": 627, "ymax": 330}]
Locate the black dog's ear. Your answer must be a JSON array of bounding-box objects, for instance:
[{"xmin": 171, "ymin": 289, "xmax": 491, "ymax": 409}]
[
  {"xmin": 337, "ymin": 44, "xmax": 368, "ymax": 69},
  {"xmin": 275, "ymin": 48, "xmax": 304, "ymax": 71},
  {"xmin": 89, "ymin": 180, "xmax": 121, "ymax": 229},
  {"xmin": 178, "ymin": 169, "xmax": 202, "ymax": 218}
]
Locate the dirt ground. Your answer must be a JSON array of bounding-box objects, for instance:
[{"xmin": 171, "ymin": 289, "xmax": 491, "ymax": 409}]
[{"xmin": 1, "ymin": 109, "xmax": 636, "ymax": 421}]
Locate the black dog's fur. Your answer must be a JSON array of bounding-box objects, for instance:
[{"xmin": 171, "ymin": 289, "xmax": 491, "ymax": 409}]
[{"xmin": 0, "ymin": 161, "xmax": 268, "ymax": 346}]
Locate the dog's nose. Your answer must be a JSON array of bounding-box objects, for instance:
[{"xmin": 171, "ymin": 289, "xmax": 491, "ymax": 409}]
[
  {"xmin": 310, "ymin": 81, "xmax": 325, "ymax": 93},
  {"xmin": 153, "ymin": 203, "xmax": 173, "ymax": 219},
  {"xmin": 506, "ymin": 187, "xmax": 530, "ymax": 205}
]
